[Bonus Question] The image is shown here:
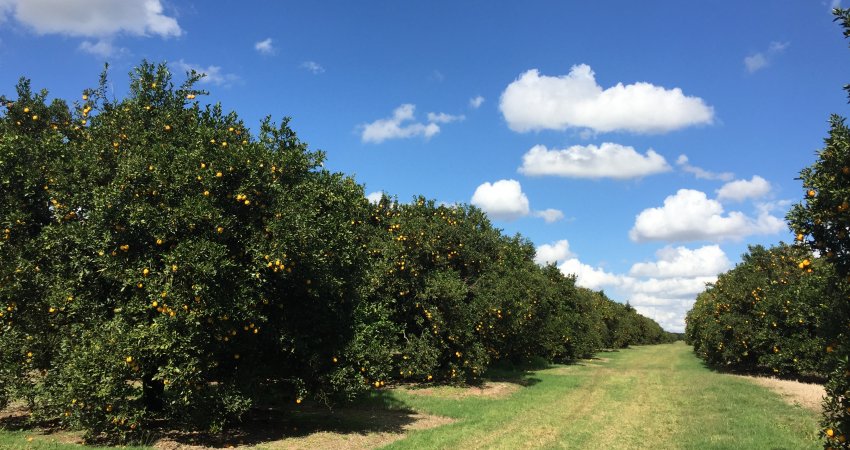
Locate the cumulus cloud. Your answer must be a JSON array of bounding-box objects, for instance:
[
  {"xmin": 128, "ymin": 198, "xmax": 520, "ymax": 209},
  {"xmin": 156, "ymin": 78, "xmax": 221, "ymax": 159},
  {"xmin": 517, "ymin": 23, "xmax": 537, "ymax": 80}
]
[
  {"xmin": 519, "ymin": 143, "xmax": 671, "ymax": 179},
  {"xmin": 427, "ymin": 112, "xmax": 465, "ymax": 123},
  {"xmin": 366, "ymin": 191, "xmax": 384, "ymax": 204},
  {"xmin": 499, "ymin": 64, "xmax": 714, "ymax": 134},
  {"xmin": 558, "ymin": 258, "xmax": 622, "ymax": 291},
  {"xmin": 300, "ymin": 61, "xmax": 325, "ymax": 74},
  {"xmin": 629, "ymin": 189, "xmax": 785, "ymax": 242},
  {"xmin": 255, "ymin": 38, "xmax": 274, "ymax": 54},
  {"xmin": 716, "ymin": 176, "xmax": 771, "ymax": 202},
  {"xmin": 744, "ymin": 41, "xmax": 789, "ymax": 73},
  {"xmin": 533, "ymin": 208, "xmax": 565, "ymax": 223},
  {"xmin": 172, "ymin": 60, "xmax": 239, "ymax": 86},
  {"xmin": 553, "ymin": 244, "xmax": 730, "ymax": 332},
  {"xmin": 361, "ymin": 104, "xmax": 441, "ymax": 143},
  {"xmin": 629, "ymin": 245, "xmax": 732, "ymax": 279},
  {"xmin": 1, "ymin": 0, "xmax": 181, "ymax": 37},
  {"xmin": 470, "ymin": 179, "xmax": 530, "ymax": 221},
  {"xmin": 534, "ymin": 240, "xmax": 574, "ymax": 266},
  {"xmin": 676, "ymin": 155, "xmax": 734, "ymax": 182},
  {"xmin": 469, "ymin": 95, "xmax": 485, "ymax": 109}
]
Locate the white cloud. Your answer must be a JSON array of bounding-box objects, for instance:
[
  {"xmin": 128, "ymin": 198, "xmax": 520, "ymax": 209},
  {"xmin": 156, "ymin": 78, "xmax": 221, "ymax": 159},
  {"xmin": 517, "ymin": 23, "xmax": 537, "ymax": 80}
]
[
  {"xmin": 558, "ymin": 258, "xmax": 622, "ymax": 291},
  {"xmin": 255, "ymin": 38, "xmax": 274, "ymax": 54},
  {"xmin": 534, "ymin": 240, "xmax": 574, "ymax": 266},
  {"xmin": 632, "ymin": 301, "xmax": 695, "ymax": 333},
  {"xmin": 469, "ymin": 96, "xmax": 485, "ymax": 109},
  {"xmin": 629, "ymin": 189, "xmax": 785, "ymax": 242},
  {"xmin": 744, "ymin": 41, "xmax": 789, "ymax": 74},
  {"xmin": 744, "ymin": 53, "xmax": 768, "ymax": 73},
  {"xmin": 627, "ymin": 277, "xmax": 715, "ymax": 297},
  {"xmin": 676, "ymin": 155, "xmax": 734, "ymax": 182},
  {"xmin": 716, "ymin": 176, "xmax": 771, "ymax": 202},
  {"xmin": 361, "ymin": 104, "xmax": 440, "ymax": 144},
  {"xmin": 2, "ymin": 0, "xmax": 181, "ymax": 37},
  {"xmin": 300, "ymin": 61, "xmax": 325, "ymax": 74},
  {"xmin": 831, "ymin": 0, "xmax": 841, "ymax": 9},
  {"xmin": 629, "ymin": 245, "xmax": 731, "ymax": 279},
  {"xmin": 79, "ymin": 39, "xmax": 124, "ymax": 58},
  {"xmin": 499, "ymin": 64, "xmax": 714, "ymax": 134},
  {"xmin": 533, "ymin": 208, "xmax": 565, "ymax": 223},
  {"xmin": 519, "ymin": 143, "xmax": 671, "ymax": 179},
  {"xmin": 172, "ymin": 60, "xmax": 239, "ymax": 86},
  {"xmin": 554, "ymin": 243, "xmax": 730, "ymax": 332},
  {"xmin": 470, "ymin": 179, "xmax": 530, "ymax": 221},
  {"xmin": 366, "ymin": 191, "xmax": 384, "ymax": 204},
  {"xmin": 427, "ymin": 112, "xmax": 465, "ymax": 123}
]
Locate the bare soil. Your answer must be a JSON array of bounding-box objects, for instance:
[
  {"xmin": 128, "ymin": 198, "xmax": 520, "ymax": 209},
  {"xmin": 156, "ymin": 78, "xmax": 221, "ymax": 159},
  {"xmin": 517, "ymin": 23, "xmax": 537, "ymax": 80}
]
[
  {"xmin": 738, "ymin": 375, "xmax": 825, "ymax": 412},
  {"xmin": 396, "ymin": 381, "xmax": 520, "ymax": 400}
]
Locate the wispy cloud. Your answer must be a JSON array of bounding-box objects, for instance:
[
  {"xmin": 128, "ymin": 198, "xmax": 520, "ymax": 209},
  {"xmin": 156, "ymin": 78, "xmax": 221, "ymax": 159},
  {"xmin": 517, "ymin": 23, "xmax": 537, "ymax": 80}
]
[
  {"xmin": 676, "ymin": 155, "xmax": 734, "ymax": 182},
  {"xmin": 172, "ymin": 60, "xmax": 240, "ymax": 86},
  {"xmin": 255, "ymin": 38, "xmax": 274, "ymax": 54},
  {"xmin": 300, "ymin": 61, "xmax": 325, "ymax": 74},
  {"xmin": 744, "ymin": 41, "xmax": 789, "ymax": 73},
  {"xmin": 79, "ymin": 39, "xmax": 126, "ymax": 58}
]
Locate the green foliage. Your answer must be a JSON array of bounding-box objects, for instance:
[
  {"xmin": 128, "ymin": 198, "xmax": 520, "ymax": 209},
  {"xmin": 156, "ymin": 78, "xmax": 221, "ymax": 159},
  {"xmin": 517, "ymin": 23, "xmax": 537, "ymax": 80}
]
[
  {"xmin": 0, "ymin": 62, "xmax": 372, "ymax": 440},
  {"xmin": 0, "ymin": 62, "xmax": 672, "ymax": 441},
  {"xmin": 785, "ymin": 8, "xmax": 850, "ymax": 448},
  {"xmin": 686, "ymin": 244, "xmax": 834, "ymax": 378}
]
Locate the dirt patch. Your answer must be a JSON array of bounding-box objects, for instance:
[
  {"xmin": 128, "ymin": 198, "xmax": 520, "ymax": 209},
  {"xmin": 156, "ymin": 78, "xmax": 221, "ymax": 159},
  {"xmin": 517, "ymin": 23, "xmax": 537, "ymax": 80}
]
[
  {"xmin": 2, "ymin": 402, "xmax": 453, "ymax": 450},
  {"xmin": 237, "ymin": 413, "xmax": 453, "ymax": 450},
  {"xmin": 149, "ymin": 410, "xmax": 453, "ymax": 450},
  {"xmin": 739, "ymin": 375, "xmax": 825, "ymax": 412},
  {"xmin": 0, "ymin": 401, "xmax": 27, "ymax": 421},
  {"xmin": 396, "ymin": 381, "xmax": 520, "ymax": 400}
]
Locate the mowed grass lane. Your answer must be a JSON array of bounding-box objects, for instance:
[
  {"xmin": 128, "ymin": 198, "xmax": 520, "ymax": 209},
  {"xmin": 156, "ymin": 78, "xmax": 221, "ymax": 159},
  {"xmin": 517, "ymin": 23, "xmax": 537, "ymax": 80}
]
[{"xmin": 385, "ymin": 341, "xmax": 821, "ymax": 450}]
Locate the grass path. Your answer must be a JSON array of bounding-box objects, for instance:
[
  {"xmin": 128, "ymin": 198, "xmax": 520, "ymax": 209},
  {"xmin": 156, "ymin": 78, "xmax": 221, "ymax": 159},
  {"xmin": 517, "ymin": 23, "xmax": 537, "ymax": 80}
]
[{"xmin": 384, "ymin": 342, "xmax": 821, "ymax": 449}]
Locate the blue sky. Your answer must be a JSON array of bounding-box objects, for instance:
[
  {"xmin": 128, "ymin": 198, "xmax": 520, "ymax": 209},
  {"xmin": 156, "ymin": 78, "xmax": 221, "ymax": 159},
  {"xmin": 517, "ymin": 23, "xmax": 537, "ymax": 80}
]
[{"xmin": 1, "ymin": 0, "xmax": 848, "ymax": 331}]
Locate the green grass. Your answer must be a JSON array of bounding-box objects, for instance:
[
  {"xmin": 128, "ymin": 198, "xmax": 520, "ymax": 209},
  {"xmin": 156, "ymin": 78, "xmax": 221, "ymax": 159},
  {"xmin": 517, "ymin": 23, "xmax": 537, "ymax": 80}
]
[
  {"xmin": 0, "ymin": 429, "xmax": 150, "ymax": 450},
  {"xmin": 0, "ymin": 342, "xmax": 822, "ymax": 449},
  {"xmin": 383, "ymin": 342, "xmax": 822, "ymax": 450}
]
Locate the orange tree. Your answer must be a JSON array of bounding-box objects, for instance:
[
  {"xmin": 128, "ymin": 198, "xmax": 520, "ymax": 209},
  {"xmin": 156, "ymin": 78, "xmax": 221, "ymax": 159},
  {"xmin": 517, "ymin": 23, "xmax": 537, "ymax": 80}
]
[
  {"xmin": 0, "ymin": 78, "xmax": 74, "ymax": 411},
  {"xmin": 347, "ymin": 196, "xmax": 504, "ymax": 385},
  {"xmin": 474, "ymin": 249, "xmax": 602, "ymax": 364},
  {"xmin": 787, "ymin": 10, "xmax": 850, "ymax": 449},
  {"xmin": 0, "ymin": 62, "xmax": 372, "ymax": 440},
  {"xmin": 685, "ymin": 244, "xmax": 833, "ymax": 378}
]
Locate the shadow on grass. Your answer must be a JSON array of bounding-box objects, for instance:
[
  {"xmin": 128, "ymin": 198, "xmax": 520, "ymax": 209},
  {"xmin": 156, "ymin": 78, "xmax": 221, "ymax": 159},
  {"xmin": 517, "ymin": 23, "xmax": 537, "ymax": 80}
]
[
  {"xmin": 0, "ymin": 392, "xmax": 425, "ymax": 449},
  {"xmin": 155, "ymin": 392, "xmax": 424, "ymax": 448},
  {"xmin": 696, "ymin": 360, "xmax": 826, "ymax": 384},
  {"xmin": 482, "ymin": 358, "xmax": 549, "ymax": 388},
  {"xmin": 0, "ymin": 363, "xmax": 556, "ymax": 448}
]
